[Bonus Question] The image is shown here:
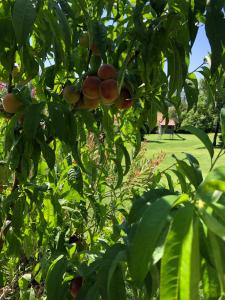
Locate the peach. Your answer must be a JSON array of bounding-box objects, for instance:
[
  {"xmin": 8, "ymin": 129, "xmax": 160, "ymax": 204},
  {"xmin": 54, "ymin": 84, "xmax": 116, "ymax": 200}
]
[
  {"xmin": 115, "ymin": 87, "xmax": 133, "ymax": 109},
  {"xmin": 97, "ymin": 64, "xmax": 117, "ymax": 80},
  {"xmin": 82, "ymin": 76, "xmax": 101, "ymax": 99},
  {"xmin": 117, "ymin": 99, "xmax": 133, "ymax": 109},
  {"xmin": 76, "ymin": 96, "xmax": 100, "ymax": 110},
  {"xmin": 2, "ymin": 93, "xmax": 22, "ymax": 113},
  {"xmin": 70, "ymin": 276, "xmax": 83, "ymax": 298},
  {"xmin": 100, "ymin": 79, "xmax": 119, "ymax": 104},
  {"xmin": 63, "ymin": 86, "xmax": 80, "ymax": 105}
]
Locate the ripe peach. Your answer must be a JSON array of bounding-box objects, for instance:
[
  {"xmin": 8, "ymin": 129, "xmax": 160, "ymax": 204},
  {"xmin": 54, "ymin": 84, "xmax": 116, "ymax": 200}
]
[
  {"xmin": 76, "ymin": 96, "xmax": 100, "ymax": 110},
  {"xmin": 63, "ymin": 86, "xmax": 80, "ymax": 105},
  {"xmin": 100, "ymin": 79, "xmax": 119, "ymax": 104},
  {"xmin": 115, "ymin": 87, "xmax": 133, "ymax": 109},
  {"xmin": 2, "ymin": 93, "xmax": 22, "ymax": 113},
  {"xmin": 118, "ymin": 99, "xmax": 133, "ymax": 109},
  {"xmin": 97, "ymin": 64, "xmax": 117, "ymax": 80},
  {"xmin": 70, "ymin": 276, "xmax": 83, "ymax": 299},
  {"xmin": 82, "ymin": 76, "xmax": 101, "ymax": 99}
]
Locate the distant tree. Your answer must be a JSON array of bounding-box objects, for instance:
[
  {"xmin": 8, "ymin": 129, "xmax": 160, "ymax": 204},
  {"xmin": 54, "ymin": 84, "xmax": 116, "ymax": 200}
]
[{"xmin": 181, "ymin": 78, "xmax": 222, "ymax": 134}]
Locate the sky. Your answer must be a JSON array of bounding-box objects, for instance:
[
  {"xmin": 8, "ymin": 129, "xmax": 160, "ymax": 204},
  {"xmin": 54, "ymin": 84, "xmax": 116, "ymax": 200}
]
[{"xmin": 189, "ymin": 25, "xmax": 211, "ymax": 77}]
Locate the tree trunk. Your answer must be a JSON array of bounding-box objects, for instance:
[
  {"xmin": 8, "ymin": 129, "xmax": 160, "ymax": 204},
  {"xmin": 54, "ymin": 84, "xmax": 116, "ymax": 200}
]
[{"xmin": 213, "ymin": 118, "xmax": 220, "ymax": 147}]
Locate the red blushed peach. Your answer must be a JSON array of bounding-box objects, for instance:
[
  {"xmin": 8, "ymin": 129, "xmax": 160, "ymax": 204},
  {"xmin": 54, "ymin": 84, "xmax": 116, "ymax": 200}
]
[
  {"xmin": 97, "ymin": 64, "xmax": 117, "ymax": 80},
  {"xmin": 82, "ymin": 76, "xmax": 101, "ymax": 99},
  {"xmin": 70, "ymin": 276, "xmax": 83, "ymax": 298},
  {"xmin": 100, "ymin": 79, "xmax": 119, "ymax": 104},
  {"xmin": 115, "ymin": 87, "xmax": 133, "ymax": 109},
  {"xmin": 117, "ymin": 99, "xmax": 133, "ymax": 109},
  {"xmin": 2, "ymin": 93, "xmax": 22, "ymax": 113}
]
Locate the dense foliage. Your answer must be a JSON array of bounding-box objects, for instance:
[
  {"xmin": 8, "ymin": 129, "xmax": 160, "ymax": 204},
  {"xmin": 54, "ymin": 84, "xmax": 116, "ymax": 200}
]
[
  {"xmin": 181, "ymin": 76, "xmax": 225, "ymax": 134},
  {"xmin": 0, "ymin": 0, "xmax": 225, "ymax": 299}
]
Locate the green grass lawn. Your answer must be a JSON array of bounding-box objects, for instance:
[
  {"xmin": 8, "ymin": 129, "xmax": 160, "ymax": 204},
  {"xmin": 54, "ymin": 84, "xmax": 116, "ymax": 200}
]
[{"xmin": 144, "ymin": 133, "xmax": 224, "ymax": 178}]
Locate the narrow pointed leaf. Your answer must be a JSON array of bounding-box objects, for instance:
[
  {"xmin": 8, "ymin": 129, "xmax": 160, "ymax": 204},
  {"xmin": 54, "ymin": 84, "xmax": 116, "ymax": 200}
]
[
  {"xmin": 198, "ymin": 166, "xmax": 225, "ymax": 202},
  {"xmin": 23, "ymin": 103, "xmax": 44, "ymax": 140},
  {"xmin": 179, "ymin": 216, "xmax": 200, "ymax": 300},
  {"xmin": 202, "ymin": 210, "xmax": 225, "ymax": 242},
  {"xmin": 208, "ymin": 232, "xmax": 225, "ymax": 295},
  {"xmin": 12, "ymin": 0, "xmax": 37, "ymax": 45},
  {"xmin": 182, "ymin": 126, "xmax": 214, "ymax": 159},
  {"xmin": 160, "ymin": 205, "xmax": 194, "ymax": 300},
  {"xmin": 128, "ymin": 195, "xmax": 177, "ymax": 285},
  {"xmin": 46, "ymin": 255, "xmax": 67, "ymax": 300}
]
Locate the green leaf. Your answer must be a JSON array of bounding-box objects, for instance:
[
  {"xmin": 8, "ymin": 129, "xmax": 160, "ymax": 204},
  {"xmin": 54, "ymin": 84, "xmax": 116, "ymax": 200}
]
[
  {"xmin": 208, "ymin": 232, "xmax": 225, "ymax": 296},
  {"xmin": 182, "ymin": 126, "xmax": 214, "ymax": 159},
  {"xmin": 179, "ymin": 216, "xmax": 200, "ymax": 300},
  {"xmin": 174, "ymin": 157, "xmax": 203, "ymax": 190},
  {"xmin": 133, "ymin": 130, "xmax": 141, "ymax": 158},
  {"xmin": 43, "ymin": 198, "xmax": 56, "ymax": 227},
  {"xmin": 48, "ymin": 103, "xmax": 69, "ymax": 142},
  {"xmin": 72, "ymin": 141, "xmax": 85, "ymax": 173},
  {"xmin": 118, "ymin": 143, "xmax": 131, "ymax": 176},
  {"xmin": 128, "ymin": 189, "xmax": 174, "ymax": 224},
  {"xmin": 220, "ymin": 108, "xmax": 225, "ymax": 145},
  {"xmin": 97, "ymin": 244, "xmax": 126, "ymax": 300},
  {"xmin": 4, "ymin": 114, "xmax": 21, "ymax": 153},
  {"xmin": 90, "ymin": 21, "xmax": 107, "ymax": 59},
  {"xmin": 12, "ymin": 0, "xmax": 37, "ymax": 45},
  {"xmin": 114, "ymin": 159, "xmax": 123, "ymax": 190},
  {"xmin": 210, "ymin": 203, "xmax": 225, "ymax": 222},
  {"xmin": 23, "ymin": 103, "xmax": 44, "ymax": 140},
  {"xmin": 164, "ymin": 172, "xmax": 174, "ymax": 192},
  {"xmin": 205, "ymin": 7, "xmax": 225, "ymax": 73},
  {"xmin": 46, "ymin": 255, "xmax": 67, "ymax": 300},
  {"xmin": 184, "ymin": 74, "xmax": 199, "ymax": 111},
  {"xmin": 128, "ymin": 195, "xmax": 177, "ymax": 285},
  {"xmin": 183, "ymin": 152, "xmax": 201, "ymax": 168},
  {"xmin": 168, "ymin": 44, "xmax": 184, "ymax": 97},
  {"xmin": 22, "ymin": 46, "xmax": 39, "ymax": 79},
  {"xmin": 53, "ymin": 3, "xmax": 71, "ymax": 53},
  {"xmin": 160, "ymin": 205, "xmax": 195, "ymax": 300},
  {"xmin": 171, "ymin": 169, "xmax": 188, "ymax": 193},
  {"xmin": 202, "ymin": 210, "xmax": 225, "ymax": 242},
  {"xmin": 147, "ymin": 103, "xmax": 158, "ymax": 132},
  {"xmin": 40, "ymin": 142, "xmax": 55, "ymax": 170},
  {"xmin": 108, "ymin": 266, "xmax": 126, "ymax": 300},
  {"xmin": 12, "ymin": 195, "xmax": 25, "ymax": 234},
  {"xmin": 31, "ymin": 141, "xmax": 41, "ymax": 178},
  {"xmin": 202, "ymin": 260, "xmax": 220, "ymax": 300},
  {"xmin": 102, "ymin": 107, "xmax": 114, "ymax": 146},
  {"xmin": 198, "ymin": 166, "xmax": 225, "ymax": 202}
]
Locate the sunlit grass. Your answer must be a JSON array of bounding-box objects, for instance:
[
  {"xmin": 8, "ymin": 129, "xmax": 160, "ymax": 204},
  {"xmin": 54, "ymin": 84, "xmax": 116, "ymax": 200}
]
[{"xmin": 144, "ymin": 133, "xmax": 224, "ymax": 178}]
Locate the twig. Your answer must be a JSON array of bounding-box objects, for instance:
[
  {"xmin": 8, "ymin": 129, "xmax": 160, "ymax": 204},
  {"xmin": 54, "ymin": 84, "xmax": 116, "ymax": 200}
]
[{"xmin": 210, "ymin": 147, "xmax": 225, "ymax": 171}]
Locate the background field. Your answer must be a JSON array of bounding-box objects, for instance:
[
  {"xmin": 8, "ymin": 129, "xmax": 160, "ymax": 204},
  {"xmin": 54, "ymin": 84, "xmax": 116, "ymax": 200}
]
[{"xmin": 144, "ymin": 133, "xmax": 223, "ymax": 177}]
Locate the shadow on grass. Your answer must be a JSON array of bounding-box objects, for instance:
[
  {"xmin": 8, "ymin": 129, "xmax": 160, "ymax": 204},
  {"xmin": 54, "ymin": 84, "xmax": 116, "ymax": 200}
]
[
  {"xmin": 145, "ymin": 138, "xmax": 185, "ymax": 143},
  {"xmin": 145, "ymin": 140, "xmax": 164, "ymax": 143}
]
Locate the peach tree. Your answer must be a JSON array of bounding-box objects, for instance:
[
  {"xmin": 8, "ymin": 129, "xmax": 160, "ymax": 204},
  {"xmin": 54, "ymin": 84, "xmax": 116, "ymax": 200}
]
[{"xmin": 0, "ymin": 0, "xmax": 225, "ymax": 299}]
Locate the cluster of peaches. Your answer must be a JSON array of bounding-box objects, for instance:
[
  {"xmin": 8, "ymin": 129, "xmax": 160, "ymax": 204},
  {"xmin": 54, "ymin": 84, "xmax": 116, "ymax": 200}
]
[
  {"xmin": 1, "ymin": 65, "xmax": 132, "ymax": 115},
  {"xmin": 63, "ymin": 64, "xmax": 133, "ymax": 110}
]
